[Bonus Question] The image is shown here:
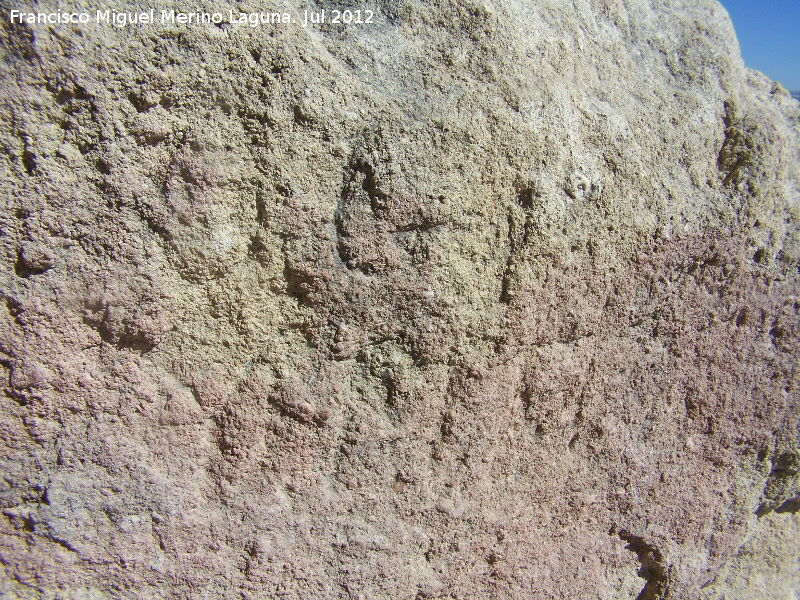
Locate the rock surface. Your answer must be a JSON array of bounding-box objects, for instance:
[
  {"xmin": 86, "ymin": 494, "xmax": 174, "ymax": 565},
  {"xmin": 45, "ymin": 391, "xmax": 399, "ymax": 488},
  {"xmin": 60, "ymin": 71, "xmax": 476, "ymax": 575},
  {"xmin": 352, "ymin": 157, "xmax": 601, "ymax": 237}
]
[{"xmin": 1, "ymin": 0, "xmax": 799, "ymax": 598}]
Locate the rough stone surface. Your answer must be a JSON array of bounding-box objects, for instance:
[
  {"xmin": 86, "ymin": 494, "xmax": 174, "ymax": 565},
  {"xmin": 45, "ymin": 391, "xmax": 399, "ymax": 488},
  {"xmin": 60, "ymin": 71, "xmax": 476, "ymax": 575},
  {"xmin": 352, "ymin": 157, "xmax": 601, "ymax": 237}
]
[{"xmin": 1, "ymin": 0, "xmax": 799, "ymax": 598}]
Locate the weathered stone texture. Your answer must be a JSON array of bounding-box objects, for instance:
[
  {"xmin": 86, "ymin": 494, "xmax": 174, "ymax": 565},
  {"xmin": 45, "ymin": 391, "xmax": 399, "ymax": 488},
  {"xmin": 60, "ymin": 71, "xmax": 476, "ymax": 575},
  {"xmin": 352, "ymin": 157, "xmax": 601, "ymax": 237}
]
[{"xmin": 1, "ymin": 0, "xmax": 799, "ymax": 598}]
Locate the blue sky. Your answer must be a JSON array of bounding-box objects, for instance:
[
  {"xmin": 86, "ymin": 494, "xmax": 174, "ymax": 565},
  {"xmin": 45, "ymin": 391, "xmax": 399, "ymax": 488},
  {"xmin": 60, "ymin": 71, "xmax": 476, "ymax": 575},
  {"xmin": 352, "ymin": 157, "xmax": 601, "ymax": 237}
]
[{"xmin": 718, "ymin": 0, "xmax": 800, "ymax": 90}]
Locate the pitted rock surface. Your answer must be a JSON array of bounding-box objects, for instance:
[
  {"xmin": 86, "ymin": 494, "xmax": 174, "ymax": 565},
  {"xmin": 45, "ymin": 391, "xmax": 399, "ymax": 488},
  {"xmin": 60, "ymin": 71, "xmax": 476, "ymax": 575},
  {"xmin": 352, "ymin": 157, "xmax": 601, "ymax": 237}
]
[{"xmin": 1, "ymin": 1, "xmax": 799, "ymax": 598}]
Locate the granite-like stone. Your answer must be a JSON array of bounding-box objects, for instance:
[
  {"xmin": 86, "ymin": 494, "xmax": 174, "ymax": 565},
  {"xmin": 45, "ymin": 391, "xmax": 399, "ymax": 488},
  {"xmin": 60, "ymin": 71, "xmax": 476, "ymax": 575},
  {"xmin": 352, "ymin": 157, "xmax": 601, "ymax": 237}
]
[{"xmin": 1, "ymin": 1, "xmax": 798, "ymax": 598}]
